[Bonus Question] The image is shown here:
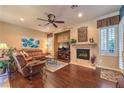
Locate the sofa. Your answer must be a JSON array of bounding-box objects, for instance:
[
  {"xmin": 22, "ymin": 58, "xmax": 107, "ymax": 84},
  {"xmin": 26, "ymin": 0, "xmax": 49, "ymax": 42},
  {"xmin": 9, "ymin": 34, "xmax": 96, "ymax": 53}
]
[{"xmin": 20, "ymin": 49, "xmax": 47, "ymax": 61}]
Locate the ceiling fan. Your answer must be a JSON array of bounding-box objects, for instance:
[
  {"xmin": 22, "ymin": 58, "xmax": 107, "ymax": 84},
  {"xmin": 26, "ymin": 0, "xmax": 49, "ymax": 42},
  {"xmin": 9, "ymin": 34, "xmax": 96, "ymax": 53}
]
[{"xmin": 37, "ymin": 13, "xmax": 64, "ymax": 28}]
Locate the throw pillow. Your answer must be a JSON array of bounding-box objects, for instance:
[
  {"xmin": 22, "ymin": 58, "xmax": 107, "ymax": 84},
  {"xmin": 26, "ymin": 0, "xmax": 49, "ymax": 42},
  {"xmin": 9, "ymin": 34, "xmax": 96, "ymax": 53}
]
[{"xmin": 23, "ymin": 51, "xmax": 29, "ymax": 58}]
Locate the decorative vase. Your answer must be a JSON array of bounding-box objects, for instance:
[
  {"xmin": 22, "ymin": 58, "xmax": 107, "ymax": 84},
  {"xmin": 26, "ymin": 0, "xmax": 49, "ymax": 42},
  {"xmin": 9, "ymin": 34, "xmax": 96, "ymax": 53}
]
[
  {"xmin": 91, "ymin": 63, "xmax": 95, "ymax": 66},
  {"xmin": 89, "ymin": 38, "xmax": 94, "ymax": 43},
  {"xmin": 90, "ymin": 55, "xmax": 96, "ymax": 66}
]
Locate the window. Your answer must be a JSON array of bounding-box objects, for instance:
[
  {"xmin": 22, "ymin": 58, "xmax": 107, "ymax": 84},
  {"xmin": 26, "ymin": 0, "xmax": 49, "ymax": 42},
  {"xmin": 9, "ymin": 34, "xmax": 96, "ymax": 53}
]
[
  {"xmin": 119, "ymin": 20, "xmax": 124, "ymax": 70},
  {"xmin": 47, "ymin": 37, "xmax": 53, "ymax": 53},
  {"xmin": 100, "ymin": 25, "xmax": 118, "ymax": 56}
]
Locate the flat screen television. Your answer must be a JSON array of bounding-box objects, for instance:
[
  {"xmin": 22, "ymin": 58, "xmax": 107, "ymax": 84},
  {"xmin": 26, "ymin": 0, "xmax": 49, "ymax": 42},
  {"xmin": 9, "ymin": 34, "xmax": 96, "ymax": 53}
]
[{"xmin": 59, "ymin": 42, "xmax": 69, "ymax": 48}]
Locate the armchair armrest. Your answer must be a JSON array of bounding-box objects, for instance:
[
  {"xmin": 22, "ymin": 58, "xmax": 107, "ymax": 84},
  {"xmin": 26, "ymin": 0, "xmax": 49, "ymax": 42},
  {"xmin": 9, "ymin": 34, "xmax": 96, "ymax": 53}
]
[
  {"xmin": 21, "ymin": 60, "xmax": 46, "ymax": 77},
  {"xmin": 26, "ymin": 60, "xmax": 45, "ymax": 67}
]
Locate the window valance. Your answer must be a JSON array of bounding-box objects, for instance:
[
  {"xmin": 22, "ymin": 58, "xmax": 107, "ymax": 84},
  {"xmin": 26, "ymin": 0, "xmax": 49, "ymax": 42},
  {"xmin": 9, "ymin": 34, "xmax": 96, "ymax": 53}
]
[{"xmin": 97, "ymin": 15, "xmax": 120, "ymax": 28}]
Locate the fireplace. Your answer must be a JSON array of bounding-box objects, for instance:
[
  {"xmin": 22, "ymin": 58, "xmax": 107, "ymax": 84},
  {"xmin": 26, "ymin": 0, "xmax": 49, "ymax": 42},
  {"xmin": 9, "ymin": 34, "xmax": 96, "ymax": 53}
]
[{"xmin": 77, "ymin": 49, "xmax": 90, "ymax": 60}]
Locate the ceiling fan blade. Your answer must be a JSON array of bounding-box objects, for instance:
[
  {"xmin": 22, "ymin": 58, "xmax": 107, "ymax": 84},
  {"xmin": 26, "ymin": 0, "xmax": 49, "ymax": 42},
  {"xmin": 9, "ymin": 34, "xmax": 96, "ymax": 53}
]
[
  {"xmin": 52, "ymin": 23, "xmax": 58, "ymax": 28},
  {"xmin": 44, "ymin": 23, "xmax": 50, "ymax": 26},
  {"xmin": 54, "ymin": 21, "xmax": 64, "ymax": 23},
  {"xmin": 44, "ymin": 12, "xmax": 49, "ymax": 16},
  {"xmin": 37, "ymin": 18, "xmax": 48, "ymax": 21}
]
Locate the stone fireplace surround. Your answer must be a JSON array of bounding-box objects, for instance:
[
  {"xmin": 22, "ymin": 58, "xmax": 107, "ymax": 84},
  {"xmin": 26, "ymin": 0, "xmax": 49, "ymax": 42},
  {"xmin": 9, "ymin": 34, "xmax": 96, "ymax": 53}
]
[{"xmin": 70, "ymin": 43, "xmax": 97, "ymax": 69}]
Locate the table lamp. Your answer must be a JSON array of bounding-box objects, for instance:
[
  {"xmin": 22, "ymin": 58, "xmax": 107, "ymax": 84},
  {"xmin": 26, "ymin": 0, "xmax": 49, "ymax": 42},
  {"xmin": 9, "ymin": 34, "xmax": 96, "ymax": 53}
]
[{"xmin": 0, "ymin": 43, "xmax": 8, "ymax": 58}]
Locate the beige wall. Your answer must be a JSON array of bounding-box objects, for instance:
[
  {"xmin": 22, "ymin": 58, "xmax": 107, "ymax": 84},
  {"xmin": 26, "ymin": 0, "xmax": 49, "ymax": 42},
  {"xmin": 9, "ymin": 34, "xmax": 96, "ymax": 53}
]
[
  {"xmin": 51, "ymin": 12, "xmax": 119, "ymax": 69},
  {"xmin": 70, "ymin": 13, "xmax": 119, "ymax": 69},
  {"xmin": 0, "ymin": 21, "xmax": 47, "ymax": 52},
  {"xmin": 70, "ymin": 19, "xmax": 100, "ymax": 65}
]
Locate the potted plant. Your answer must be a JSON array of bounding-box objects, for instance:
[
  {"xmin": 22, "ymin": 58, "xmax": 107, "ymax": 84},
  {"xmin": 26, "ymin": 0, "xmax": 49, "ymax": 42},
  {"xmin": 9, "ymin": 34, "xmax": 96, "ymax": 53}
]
[
  {"xmin": 5, "ymin": 48, "xmax": 16, "ymax": 73},
  {"xmin": 70, "ymin": 38, "xmax": 77, "ymax": 45},
  {"xmin": 90, "ymin": 55, "xmax": 96, "ymax": 66},
  {"xmin": 0, "ymin": 61, "xmax": 7, "ymax": 74}
]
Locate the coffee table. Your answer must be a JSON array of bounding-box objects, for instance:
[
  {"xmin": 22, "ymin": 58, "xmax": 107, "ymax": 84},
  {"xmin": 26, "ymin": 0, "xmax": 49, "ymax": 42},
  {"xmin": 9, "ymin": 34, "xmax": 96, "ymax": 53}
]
[{"xmin": 45, "ymin": 55, "xmax": 57, "ymax": 65}]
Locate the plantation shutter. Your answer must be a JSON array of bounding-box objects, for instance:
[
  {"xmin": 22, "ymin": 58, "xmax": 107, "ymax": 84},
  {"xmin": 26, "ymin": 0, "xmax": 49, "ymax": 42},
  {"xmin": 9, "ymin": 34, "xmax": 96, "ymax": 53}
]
[
  {"xmin": 100, "ymin": 28, "xmax": 108, "ymax": 52},
  {"xmin": 119, "ymin": 20, "xmax": 124, "ymax": 70},
  {"xmin": 108, "ymin": 27, "xmax": 116, "ymax": 53}
]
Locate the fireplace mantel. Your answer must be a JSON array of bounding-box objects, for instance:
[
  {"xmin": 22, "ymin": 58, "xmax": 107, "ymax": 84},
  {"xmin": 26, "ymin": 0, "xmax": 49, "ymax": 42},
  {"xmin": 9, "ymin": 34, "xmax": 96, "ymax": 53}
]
[
  {"xmin": 72, "ymin": 43, "xmax": 97, "ymax": 48},
  {"xmin": 70, "ymin": 43, "xmax": 97, "ymax": 70}
]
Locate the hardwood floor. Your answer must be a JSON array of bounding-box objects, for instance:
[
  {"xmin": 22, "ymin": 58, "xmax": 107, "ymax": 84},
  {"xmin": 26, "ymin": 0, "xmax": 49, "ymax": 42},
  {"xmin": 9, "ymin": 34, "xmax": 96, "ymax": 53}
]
[{"xmin": 9, "ymin": 64, "xmax": 116, "ymax": 88}]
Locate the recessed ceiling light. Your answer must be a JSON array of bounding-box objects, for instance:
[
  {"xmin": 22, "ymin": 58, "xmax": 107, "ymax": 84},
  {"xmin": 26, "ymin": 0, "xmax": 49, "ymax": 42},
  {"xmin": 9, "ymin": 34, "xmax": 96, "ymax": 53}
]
[
  {"xmin": 78, "ymin": 13, "xmax": 82, "ymax": 18},
  {"xmin": 20, "ymin": 18, "xmax": 24, "ymax": 22}
]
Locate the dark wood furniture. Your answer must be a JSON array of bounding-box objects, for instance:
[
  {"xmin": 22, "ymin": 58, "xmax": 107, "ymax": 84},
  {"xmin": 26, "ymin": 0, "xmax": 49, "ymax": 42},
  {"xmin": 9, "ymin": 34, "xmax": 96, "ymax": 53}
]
[
  {"xmin": 57, "ymin": 48, "xmax": 70, "ymax": 62},
  {"xmin": 54, "ymin": 30, "xmax": 70, "ymax": 60}
]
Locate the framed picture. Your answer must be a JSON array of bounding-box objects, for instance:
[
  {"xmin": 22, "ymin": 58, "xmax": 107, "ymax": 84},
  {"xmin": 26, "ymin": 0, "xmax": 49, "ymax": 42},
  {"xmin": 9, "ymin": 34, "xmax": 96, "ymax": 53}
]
[
  {"xmin": 78, "ymin": 27, "xmax": 88, "ymax": 42},
  {"xmin": 22, "ymin": 37, "xmax": 40, "ymax": 48}
]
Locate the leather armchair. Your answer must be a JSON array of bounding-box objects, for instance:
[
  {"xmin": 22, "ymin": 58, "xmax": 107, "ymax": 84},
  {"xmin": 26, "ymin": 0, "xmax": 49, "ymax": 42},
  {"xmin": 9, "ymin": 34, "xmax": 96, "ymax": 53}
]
[{"xmin": 13, "ymin": 53, "xmax": 46, "ymax": 78}]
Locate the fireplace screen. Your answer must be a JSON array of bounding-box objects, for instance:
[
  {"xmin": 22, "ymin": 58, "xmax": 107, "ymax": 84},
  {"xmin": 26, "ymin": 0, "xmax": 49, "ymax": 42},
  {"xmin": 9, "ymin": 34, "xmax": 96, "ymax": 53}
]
[{"xmin": 77, "ymin": 49, "xmax": 90, "ymax": 60}]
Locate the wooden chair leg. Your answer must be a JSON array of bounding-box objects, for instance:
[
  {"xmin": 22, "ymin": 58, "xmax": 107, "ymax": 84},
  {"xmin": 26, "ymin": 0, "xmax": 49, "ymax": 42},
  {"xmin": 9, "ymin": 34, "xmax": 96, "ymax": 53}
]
[
  {"xmin": 29, "ymin": 66, "xmax": 33, "ymax": 84},
  {"xmin": 40, "ymin": 66, "xmax": 47, "ymax": 84},
  {"xmin": 116, "ymin": 82, "xmax": 120, "ymax": 88}
]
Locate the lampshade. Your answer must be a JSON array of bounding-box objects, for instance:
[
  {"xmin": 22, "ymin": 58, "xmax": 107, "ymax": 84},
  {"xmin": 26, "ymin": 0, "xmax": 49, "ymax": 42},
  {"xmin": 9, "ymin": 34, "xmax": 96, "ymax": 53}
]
[{"xmin": 0, "ymin": 43, "xmax": 8, "ymax": 49}]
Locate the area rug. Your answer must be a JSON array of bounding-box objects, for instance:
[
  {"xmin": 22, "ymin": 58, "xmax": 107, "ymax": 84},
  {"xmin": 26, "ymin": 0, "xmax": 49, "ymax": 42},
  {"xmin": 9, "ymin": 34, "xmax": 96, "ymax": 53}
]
[
  {"xmin": 46, "ymin": 61, "xmax": 68, "ymax": 72},
  {"xmin": 100, "ymin": 68, "xmax": 122, "ymax": 83}
]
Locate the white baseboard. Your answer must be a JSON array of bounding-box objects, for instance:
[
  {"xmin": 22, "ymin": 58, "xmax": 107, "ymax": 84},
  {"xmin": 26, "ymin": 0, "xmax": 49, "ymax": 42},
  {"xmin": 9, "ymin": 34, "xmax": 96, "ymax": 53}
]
[
  {"xmin": 97, "ymin": 65, "xmax": 124, "ymax": 75},
  {"xmin": 70, "ymin": 61, "xmax": 96, "ymax": 70},
  {"xmin": 97, "ymin": 65, "xmax": 119, "ymax": 71},
  {"xmin": 70, "ymin": 61, "xmax": 124, "ymax": 75}
]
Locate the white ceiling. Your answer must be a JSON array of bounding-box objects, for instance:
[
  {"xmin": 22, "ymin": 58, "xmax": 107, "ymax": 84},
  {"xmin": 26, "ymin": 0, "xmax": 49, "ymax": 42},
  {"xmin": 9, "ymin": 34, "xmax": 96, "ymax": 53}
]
[{"xmin": 0, "ymin": 5, "xmax": 121, "ymax": 32}]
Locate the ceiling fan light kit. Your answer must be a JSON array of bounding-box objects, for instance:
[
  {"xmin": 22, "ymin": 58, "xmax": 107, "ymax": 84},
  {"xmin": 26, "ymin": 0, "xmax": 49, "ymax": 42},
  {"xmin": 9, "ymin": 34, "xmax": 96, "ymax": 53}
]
[{"xmin": 37, "ymin": 13, "xmax": 64, "ymax": 28}]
